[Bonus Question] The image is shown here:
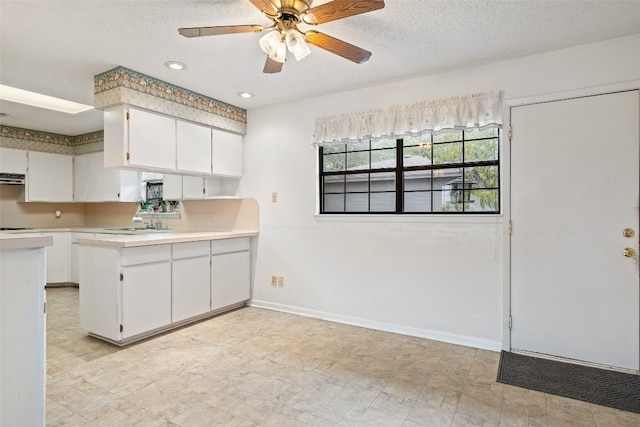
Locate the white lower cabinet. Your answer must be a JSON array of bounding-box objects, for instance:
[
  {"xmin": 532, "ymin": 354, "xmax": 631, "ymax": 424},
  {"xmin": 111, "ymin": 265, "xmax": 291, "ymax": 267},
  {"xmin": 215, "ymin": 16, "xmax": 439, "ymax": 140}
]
[
  {"xmin": 45, "ymin": 232, "xmax": 70, "ymax": 284},
  {"xmin": 70, "ymin": 232, "xmax": 95, "ymax": 284},
  {"xmin": 79, "ymin": 237, "xmax": 251, "ymax": 345},
  {"xmin": 121, "ymin": 259, "xmax": 172, "ymax": 338},
  {"xmin": 172, "ymin": 241, "xmax": 211, "ymax": 322},
  {"xmin": 211, "ymin": 238, "xmax": 250, "ymax": 310}
]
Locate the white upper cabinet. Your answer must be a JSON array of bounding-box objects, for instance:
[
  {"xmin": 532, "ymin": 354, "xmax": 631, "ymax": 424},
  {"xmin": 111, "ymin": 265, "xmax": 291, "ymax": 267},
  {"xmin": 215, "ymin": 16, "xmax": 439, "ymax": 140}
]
[
  {"xmin": 128, "ymin": 107, "xmax": 176, "ymax": 170},
  {"xmin": 73, "ymin": 153, "xmax": 91, "ymax": 202},
  {"xmin": 211, "ymin": 129, "xmax": 242, "ymax": 177},
  {"xmin": 0, "ymin": 147, "xmax": 27, "ymax": 174},
  {"xmin": 21, "ymin": 151, "xmax": 73, "ymax": 202},
  {"xmin": 104, "ymin": 105, "xmax": 176, "ymax": 171},
  {"xmin": 176, "ymin": 121, "xmax": 211, "ymax": 175},
  {"xmin": 103, "ymin": 167, "xmax": 140, "ymax": 202},
  {"xmin": 162, "ymin": 173, "xmax": 183, "ymax": 200},
  {"xmin": 104, "ymin": 104, "xmax": 243, "ymax": 178},
  {"xmin": 74, "ymin": 151, "xmax": 140, "ymax": 202}
]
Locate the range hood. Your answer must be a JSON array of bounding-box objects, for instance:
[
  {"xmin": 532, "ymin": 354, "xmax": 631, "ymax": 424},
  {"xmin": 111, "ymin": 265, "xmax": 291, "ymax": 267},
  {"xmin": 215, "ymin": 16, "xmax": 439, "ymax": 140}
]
[{"xmin": 0, "ymin": 173, "xmax": 26, "ymax": 185}]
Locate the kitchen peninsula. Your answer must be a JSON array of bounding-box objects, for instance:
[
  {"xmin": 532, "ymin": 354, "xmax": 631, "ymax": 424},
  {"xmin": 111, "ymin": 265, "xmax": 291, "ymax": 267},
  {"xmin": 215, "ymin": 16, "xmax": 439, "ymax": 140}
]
[
  {"xmin": 0, "ymin": 233, "xmax": 51, "ymax": 426},
  {"xmin": 77, "ymin": 230, "xmax": 257, "ymax": 346}
]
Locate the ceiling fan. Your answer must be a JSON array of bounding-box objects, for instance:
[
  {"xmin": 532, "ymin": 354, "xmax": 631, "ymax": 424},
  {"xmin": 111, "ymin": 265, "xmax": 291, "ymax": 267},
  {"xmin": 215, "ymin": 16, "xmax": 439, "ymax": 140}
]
[{"xmin": 178, "ymin": 0, "xmax": 385, "ymax": 74}]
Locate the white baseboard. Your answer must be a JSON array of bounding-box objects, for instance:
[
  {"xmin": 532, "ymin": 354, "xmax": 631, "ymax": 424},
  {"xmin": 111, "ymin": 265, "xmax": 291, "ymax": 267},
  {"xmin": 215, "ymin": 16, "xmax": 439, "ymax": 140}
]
[{"xmin": 249, "ymin": 299, "xmax": 502, "ymax": 352}]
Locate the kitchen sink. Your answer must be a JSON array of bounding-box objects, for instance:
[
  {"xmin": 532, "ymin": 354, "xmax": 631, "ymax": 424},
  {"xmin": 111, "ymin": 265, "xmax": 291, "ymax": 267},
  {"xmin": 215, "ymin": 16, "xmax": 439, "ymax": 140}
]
[{"xmin": 103, "ymin": 227, "xmax": 170, "ymax": 233}]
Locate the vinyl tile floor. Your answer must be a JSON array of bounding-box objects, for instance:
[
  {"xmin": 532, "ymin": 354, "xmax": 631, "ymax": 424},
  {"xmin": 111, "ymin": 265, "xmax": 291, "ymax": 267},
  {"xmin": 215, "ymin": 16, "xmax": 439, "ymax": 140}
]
[{"xmin": 46, "ymin": 287, "xmax": 640, "ymax": 426}]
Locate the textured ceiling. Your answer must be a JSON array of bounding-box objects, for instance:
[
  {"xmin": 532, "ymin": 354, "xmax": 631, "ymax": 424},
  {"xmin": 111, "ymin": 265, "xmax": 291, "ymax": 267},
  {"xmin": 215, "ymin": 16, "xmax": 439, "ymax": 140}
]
[{"xmin": 1, "ymin": 0, "xmax": 640, "ymax": 136}]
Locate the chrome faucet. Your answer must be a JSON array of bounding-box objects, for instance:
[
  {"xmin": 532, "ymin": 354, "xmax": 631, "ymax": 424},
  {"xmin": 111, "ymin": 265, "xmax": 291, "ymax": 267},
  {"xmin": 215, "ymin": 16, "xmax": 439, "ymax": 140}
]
[{"xmin": 132, "ymin": 208, "xmax": 163, "ymax": 230}]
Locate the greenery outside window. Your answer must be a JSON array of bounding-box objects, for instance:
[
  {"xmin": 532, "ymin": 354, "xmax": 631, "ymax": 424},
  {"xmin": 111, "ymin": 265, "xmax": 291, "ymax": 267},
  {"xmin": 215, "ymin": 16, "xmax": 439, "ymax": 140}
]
[{"xmin": 319, "ymin": 128, "xmax": 500, "ymax": 214}]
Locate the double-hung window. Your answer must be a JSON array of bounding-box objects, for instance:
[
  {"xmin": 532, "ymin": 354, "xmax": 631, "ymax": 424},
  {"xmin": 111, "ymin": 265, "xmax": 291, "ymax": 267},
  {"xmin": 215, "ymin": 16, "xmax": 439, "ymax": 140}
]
[{"xmin": 319, "ymin": 128, "xmax": 500, "ymax": 214}]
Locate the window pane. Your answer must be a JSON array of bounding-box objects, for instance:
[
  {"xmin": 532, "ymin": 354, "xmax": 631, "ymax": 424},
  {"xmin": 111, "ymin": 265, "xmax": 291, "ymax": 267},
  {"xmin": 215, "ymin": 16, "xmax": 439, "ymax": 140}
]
[
  {"xmin": 434, "ymin": 131, "xmax": 462, "ymax": 143},
  {"xmin": 464, "ymin": 165, "xmax": 499, "ymax": 189},
  {"xmin": 371, "ymin": 172, "xmax": 395, "ymax": 191},
  {"xmin": 403, "ymin": 145, "xmax": 432, "ymax": 166},
  {"xmin": 323, "ymin": 194, "xmax": 344, "ymax": 212},
  {"xmin": 404, "ymin": 170, "xmax": 431, "ymax": 191},
  {"xmin": 345, "ymin": 173, "xmax": 369, "ymax": 192},
  {"xmin": 404, "ymin": 191, "xmax": 432, "ymax": 212},
  {"xmin": 323, "ymin": 153, "xmax": 345, "ymax": 172},
  {"xmin": 371, "ymin": 148, "xmax": 396, "ymax": 169},
  {"xmin": 345, "ymin": 193, "xmax": 368, "ymax": 211},
  {"xmin": 403, "ymin": 134, "xmax": 432, "ymax": 147},
  {"xmin": 465, "ymin": 127, "xmax": 498, "ymax": 139},
  {"xmin": 433, "ymin": 168, "xmax": 462, "ymax": 190},
  {"xmin": 322, "ymin": 144, "xmax": 346, "ymax": 154},
  {"xmin": 346, "ymin": 151, "xmax": 369, "ymax": 170},
  {"xmin": 347, "ymin": 140, "xmax": 370, "ymax": 152},
  {"xmin": 433, "ymin": 141, "xmax": 462, "ymax": 164},
  {"xmin": 465, "ymin": 138, "xmax": 498, "ymax": 162},
  {"xmin": 323, "ymin": 175, "xmax": 344, "ymax": 193},
  {"xmin": 370, "ymin": 192, "xmax": 395, "ymax": 212},
  {"xmin": 466, "ymin": 189, "xmax": 500, "ymax": 212},
  {"xmin": 371, "ymin": 138, "xmax": 396, "ymax": 149}
]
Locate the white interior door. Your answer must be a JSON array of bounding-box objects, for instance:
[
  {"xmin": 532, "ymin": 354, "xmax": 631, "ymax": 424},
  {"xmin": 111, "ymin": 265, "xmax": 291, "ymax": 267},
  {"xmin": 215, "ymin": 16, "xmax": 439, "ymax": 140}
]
[{"xmin": 510, "ymin": 90, "xmax": 640, "ymax": 371}]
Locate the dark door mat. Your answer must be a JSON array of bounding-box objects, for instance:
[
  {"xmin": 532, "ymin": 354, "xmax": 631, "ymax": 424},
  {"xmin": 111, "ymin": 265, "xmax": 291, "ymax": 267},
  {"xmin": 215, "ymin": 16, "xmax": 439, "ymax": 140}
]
[{"xmin": 497, "ymin": 351, "xmax": 640, "ymax": 414}]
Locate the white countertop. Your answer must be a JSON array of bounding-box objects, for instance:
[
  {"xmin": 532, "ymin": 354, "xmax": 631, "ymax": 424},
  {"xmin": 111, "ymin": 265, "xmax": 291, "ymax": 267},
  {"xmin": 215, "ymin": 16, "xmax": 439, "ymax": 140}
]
[
  {"xmin": 75, "ymin": 230, "xmax": 258, "ymax": 248},
  {"xmin": 0, "ymin": 233, "xmax": 53, "ymax": 250}
]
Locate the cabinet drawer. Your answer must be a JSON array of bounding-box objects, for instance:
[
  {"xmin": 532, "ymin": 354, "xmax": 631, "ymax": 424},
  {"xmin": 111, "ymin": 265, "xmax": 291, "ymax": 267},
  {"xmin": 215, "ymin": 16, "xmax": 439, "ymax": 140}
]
[
  {"xmin": 122, "ymin": 245, "xmax": 171, "ymax": 266},
  {"xmin": 172, "ymin": 241, "xmax": 210, "ymax": 259},
  {"xmin": 211, "ymin": 237, "xmax": 250, "ymax": 255}
]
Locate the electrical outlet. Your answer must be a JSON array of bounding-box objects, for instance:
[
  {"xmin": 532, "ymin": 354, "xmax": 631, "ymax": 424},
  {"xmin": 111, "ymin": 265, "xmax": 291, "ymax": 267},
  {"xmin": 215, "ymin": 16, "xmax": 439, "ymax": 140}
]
[
  {"xmin": 206, "ymin": 212, "xmax": 214, "ymax": 222},
  {"xmin": 277, "ymin": 276, "xmax": 284, "ymax": 287},
  {"xmin": 271, "ymin": 192, "xmax": 278, "ymax": 203},
  {"xmin": 271, "ymin": 275, "xmax": 278, "ymax": 286}
]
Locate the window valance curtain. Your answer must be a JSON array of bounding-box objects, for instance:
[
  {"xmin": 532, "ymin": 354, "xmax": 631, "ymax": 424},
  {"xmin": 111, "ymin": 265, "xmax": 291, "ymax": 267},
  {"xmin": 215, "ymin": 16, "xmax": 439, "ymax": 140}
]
[{"xmin": 312, "ymin": 90, "xmax": 502, "ymax": 146}]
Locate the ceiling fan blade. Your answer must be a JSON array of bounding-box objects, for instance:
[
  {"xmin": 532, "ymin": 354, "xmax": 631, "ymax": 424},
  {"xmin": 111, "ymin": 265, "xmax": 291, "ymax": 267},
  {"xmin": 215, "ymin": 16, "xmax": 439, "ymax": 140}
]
[
  {"xmin": 249, "ymin": 0, "xmax": 278, "ymax": 15},
  {"xmin": 305, "ymin": 31, "xmax": 372, "ymax": 64},
  {"xmin": 303, "ymin": 0, "xmax": 385, "ymax": 25},
  {"xmin": 178, "ymin": 25, "xmax": 264, "ymax": 38},
  {"xmin": 263, "ymin": 56, "xmax": 284, "ymax": 74}
]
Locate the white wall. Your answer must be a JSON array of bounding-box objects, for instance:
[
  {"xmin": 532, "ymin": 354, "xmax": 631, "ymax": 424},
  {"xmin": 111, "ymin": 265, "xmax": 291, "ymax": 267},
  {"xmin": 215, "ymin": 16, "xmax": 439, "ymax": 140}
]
[{"xmin": 243, "ymin": 34, "xmax": 640, "ymax": 351}]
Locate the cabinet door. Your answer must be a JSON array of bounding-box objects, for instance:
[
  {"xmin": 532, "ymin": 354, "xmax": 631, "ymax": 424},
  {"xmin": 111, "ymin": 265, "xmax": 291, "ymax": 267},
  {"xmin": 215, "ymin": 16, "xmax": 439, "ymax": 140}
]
[
  {"xmin": 44, "ymin": 232, "xmax": 70, "ymax": 283},
  {"xmin": 163, "ymin": 174, "xmax": 183, "ymax": 200},
  {"xmin": 70, "ymin": 232, "xmax": 94, "ymax": 284},
  {"xmin": 176, "ymin": 121, "xmax": 211, "ymax": 174},
  {"xmin": 103, "ymin": 168, "xmax": 140, "ymax": 202},
  {"xmin": 211, "ymin": 129, "xmax": 242, "ymax": 177},
  {"xmin": 211, "ymin": 250, "xmax": 250, "ymax": 310},
  {"xmin": 28, "ymin": 152, "xmax": 73, "ymax": 202},
  {"xmin": 128, "ymin": 108, "xmax": 176, "ymax": 170},
  {"xmin": 173, "ymin": 256, "xmax": 211, "ymax": 322},
  {"xmin": 73, "ymin": 154, "xmax": 90, "ymax": 202},
  {"xmin": 0, "ymin": 147, "xmax": 27, "ymax": 174},
  {"xmin": 182, "ymin": 176, "xmax": 205, "ymax": 199},
  {"xmin": 121, "ymin": 262, "xmax": 171, "ymax": 338},
  {"xmin": 86, "ymin": 152, "xmax": 104, "ymax": 201}
]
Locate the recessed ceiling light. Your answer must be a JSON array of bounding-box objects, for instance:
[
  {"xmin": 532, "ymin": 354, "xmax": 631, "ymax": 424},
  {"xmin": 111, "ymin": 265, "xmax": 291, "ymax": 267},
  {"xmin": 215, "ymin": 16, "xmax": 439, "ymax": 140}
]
[
  {"xmin": 165, "ymin": 61, "xmax": 187, "ymax": 70},
  {"xmin": 238, "ymin": 92, "xmax": 254, "ymax": 98},
  {"xmin": 0, "ymin": 85, "xmax": 93, "ymax": 114}
]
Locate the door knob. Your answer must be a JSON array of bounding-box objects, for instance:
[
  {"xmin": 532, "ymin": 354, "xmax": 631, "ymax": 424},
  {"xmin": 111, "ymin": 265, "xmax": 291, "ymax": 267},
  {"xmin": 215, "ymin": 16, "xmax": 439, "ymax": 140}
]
[
  {"xmin": 623, "ymin": 247, "xmax": 636, "ymax": 257},
  {"xmin": 622, "ymin": 228, "xmax": 635, "ymax": 238}
]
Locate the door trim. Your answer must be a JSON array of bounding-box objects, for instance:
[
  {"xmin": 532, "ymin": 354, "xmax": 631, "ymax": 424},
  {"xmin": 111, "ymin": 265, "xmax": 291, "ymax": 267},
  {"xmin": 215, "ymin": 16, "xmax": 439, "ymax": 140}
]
[{"xmin": 501, "ymin": 80, "xmax": 640, "ymax": 352}]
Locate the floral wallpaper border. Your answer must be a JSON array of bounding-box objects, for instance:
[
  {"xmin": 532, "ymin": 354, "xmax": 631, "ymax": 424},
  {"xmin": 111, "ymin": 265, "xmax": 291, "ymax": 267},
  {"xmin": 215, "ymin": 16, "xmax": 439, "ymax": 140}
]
[
  {"xmin": 94, "ymin": 66, "xmax": 247, "ymax": 128},
  {"xmin": 0, "ymin": 125, "xmax": 103, "ymax": 155}
]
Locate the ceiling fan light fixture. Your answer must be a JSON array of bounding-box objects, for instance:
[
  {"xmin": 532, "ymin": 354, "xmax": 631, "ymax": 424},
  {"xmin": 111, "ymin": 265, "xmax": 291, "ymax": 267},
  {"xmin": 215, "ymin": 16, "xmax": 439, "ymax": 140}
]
[
  {"xmin": 269, "ymin": 40, "xmax": 288, "ymax": 63},
  {"xmin": 285, "ymin": 29, "xmax": 311, "ymax": 61},
  {"xmin": 259, "ymin": 30, "xmax": 282, "ymax": 55}
]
